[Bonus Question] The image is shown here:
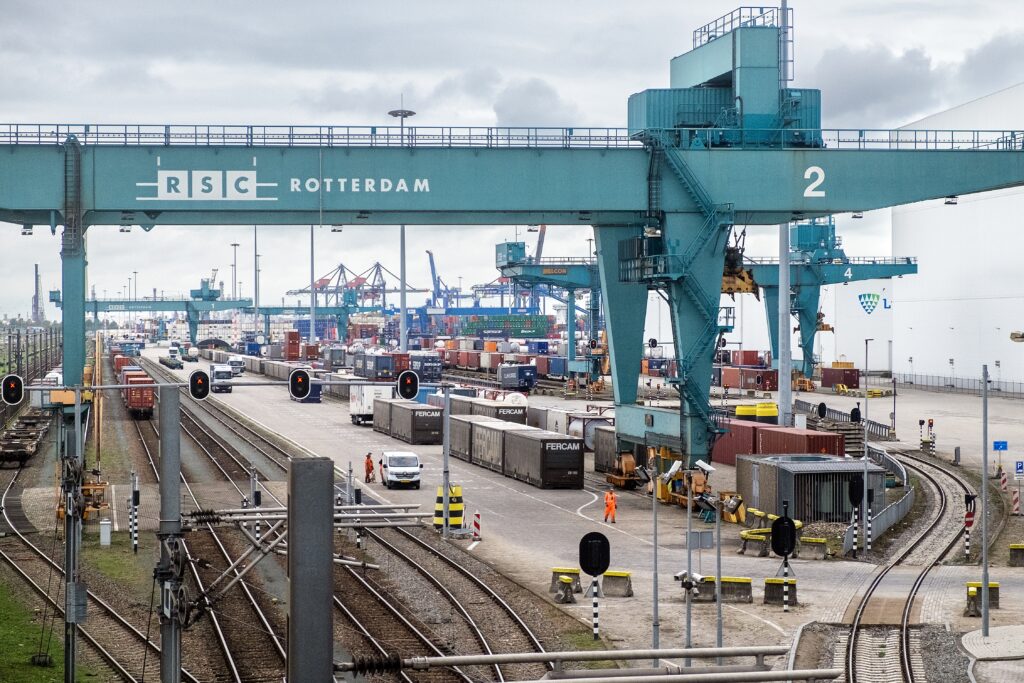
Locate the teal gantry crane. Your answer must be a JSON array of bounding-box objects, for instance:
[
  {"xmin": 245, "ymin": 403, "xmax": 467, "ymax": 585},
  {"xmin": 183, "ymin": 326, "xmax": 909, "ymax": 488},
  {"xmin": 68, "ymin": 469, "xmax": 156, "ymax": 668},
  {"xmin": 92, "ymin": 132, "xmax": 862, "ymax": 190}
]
[
  {"xmin": 3, "ymin": 7, "xmax": 1023, "ymax": 467},
  {"xmin": 6, "ymin": 8, "xmax": 1024, "ymax": 663},
  {"xmin": 746, "ymin": 217, "xmax": 918, "ymax": 378},
  {"xmin": 52, "ymin": 276, "xmax": 252, "ymax": 344}
]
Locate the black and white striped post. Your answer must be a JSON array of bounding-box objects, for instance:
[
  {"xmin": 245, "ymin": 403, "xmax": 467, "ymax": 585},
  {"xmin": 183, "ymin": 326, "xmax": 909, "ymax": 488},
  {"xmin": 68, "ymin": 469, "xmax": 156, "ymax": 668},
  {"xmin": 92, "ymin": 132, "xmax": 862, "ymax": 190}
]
[
  {"xmin": 965, "ymin": 527, "xmax": 971, "ymax": 560},
  {"xmin": 591, "ymin": 579, "xmax": 600, "ymax": 640},
  {"xmin": 129, "ymin": 470, "xmax": 139, "ymax": 554},
  {"xmin": 251, "ymin": 467, "xmax": 262, "ymax": 544},
  {"xmin": 866, "ymin": 505, "xmax": 872, "ymax": 552},
  {"xmin": 851, "ymin": 506, "xmax": 860, "ymax": 551},
  {"xmin": 783, "ymin": 556, "xmax": 790, "ymax": 614}
]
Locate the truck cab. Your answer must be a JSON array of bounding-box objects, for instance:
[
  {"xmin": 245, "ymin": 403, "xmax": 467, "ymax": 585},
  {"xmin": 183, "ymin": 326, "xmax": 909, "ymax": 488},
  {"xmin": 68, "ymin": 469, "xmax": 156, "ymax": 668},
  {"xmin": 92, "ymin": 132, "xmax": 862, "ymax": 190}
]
[
  {"xmin": 380, "ymin": 451, "xmax": 424, "ymax": 489},
  {"xmin": 168, "ymin": 347, "xmax": 179, "ymax": 360},
  {"xmin": 210, "ymin": 364, "xmax": 233, "ymax": 393},
  {"xmin": 227, "ymin": 355, "xmax": 245, "ymax": 376}
]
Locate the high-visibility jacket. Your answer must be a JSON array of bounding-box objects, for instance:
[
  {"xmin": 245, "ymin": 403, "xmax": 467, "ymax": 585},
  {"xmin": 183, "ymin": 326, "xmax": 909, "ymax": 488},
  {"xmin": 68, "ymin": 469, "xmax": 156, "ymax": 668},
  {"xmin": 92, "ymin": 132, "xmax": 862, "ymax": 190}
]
[{"xmin": 604, "ymin": 491, "xmax": 617, "ymax": 510}]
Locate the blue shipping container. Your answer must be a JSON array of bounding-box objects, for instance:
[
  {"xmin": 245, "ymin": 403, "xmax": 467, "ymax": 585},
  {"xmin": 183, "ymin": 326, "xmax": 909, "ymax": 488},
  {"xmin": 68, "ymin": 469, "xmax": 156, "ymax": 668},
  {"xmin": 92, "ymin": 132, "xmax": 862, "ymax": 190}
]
[
  {"xmin": 548, "ymin": 356, "xmax": 567, "ymax": 378},
  {"xmin": 245, "ymin": 342, "xmax": 261, "ymax": 357},
  {"xmin": 527, "ymin": 341, "xmax": 549, "ymax": 354}
]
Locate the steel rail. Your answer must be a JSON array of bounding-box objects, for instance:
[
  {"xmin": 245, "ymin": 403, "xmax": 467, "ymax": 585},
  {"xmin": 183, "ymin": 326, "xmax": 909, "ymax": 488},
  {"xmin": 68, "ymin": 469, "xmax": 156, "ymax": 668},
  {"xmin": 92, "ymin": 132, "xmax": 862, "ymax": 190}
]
[
  {"xmin": 140, "ymin": 415, "xmax": 289, "ymax": 668},
  {"xmin": 845, "ymin": 450, "xmax": 973, "ymax": 683},
  {"xmin": 365, "ymin": 529, "xmax": 504, "ymax": 681},
  {"xmin": 135, "ymin": 419, "xmax": 243, "ymax": 682},
  {"xmin": 392, "ymin": 527, "xmax": 553, "ymax": 670},
  {"xmin": 337, "ymin": 562, "xmax": 475, "ymax": 683},
  {"xmin": 0, "ymin": 466, "xmax": 203, "ymax": 683}
]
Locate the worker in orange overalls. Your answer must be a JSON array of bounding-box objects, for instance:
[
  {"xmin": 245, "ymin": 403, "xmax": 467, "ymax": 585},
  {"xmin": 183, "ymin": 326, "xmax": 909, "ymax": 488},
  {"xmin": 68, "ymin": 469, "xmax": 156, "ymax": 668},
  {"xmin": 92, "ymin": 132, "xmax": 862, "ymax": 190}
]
[
  {"xmin": 603, "ymin": 488, "xmax": 617, "ymax": 524},
  {"xmin": 364, "ymin": 452, "xmax": 375, "ymax": 483}
]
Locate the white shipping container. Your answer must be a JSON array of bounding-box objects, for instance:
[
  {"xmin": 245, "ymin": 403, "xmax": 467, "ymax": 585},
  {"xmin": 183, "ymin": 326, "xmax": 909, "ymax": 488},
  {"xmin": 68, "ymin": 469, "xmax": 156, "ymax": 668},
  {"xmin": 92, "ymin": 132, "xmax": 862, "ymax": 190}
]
[{"xmin": 349, "ymin": 385, "xmax": 395, "ymax": 425}]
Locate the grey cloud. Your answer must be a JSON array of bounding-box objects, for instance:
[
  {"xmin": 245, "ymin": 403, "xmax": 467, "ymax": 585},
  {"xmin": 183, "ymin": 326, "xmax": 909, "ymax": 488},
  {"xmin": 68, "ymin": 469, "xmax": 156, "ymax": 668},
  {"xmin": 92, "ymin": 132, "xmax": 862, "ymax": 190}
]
[
  {"xmin": 956, "ymin": 32, "xmax": 1024, "ymax": 98},
  {"xmin": 493, "ymin": 78, "xmax": 581, "ymax": 126},
  {"xmin": 430, "ymin": 67, "xmax": 503, "ymax": 101},
  {"xmin": 810, "ymin": 45, "xmax": 942, "ymax": 127}
]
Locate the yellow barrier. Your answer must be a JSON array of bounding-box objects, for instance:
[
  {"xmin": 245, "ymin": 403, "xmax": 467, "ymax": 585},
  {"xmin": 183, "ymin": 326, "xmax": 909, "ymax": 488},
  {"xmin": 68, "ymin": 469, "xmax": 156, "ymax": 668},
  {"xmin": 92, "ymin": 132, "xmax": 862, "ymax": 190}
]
[{"xmin": 433, "ymin": 485, "xmax": 464, "ymax": 529}]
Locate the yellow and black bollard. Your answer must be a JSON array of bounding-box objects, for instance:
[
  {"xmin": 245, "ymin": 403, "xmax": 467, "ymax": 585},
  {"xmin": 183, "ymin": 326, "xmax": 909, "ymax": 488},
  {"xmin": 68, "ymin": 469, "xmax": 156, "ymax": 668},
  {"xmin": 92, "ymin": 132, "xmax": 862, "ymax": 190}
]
[{"xmin": 433, "ymin": 485, "xmax": 464, "ymax": 530}]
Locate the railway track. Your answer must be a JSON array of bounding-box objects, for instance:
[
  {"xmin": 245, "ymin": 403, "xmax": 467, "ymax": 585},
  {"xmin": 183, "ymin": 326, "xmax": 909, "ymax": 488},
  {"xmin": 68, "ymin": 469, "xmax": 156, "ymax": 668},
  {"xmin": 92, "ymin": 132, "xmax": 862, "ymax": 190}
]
[
  {"xmin": 136, "ymin": 413, "xmax": 287, "ymax": 682},
  {"xmin": 844, "ymin": 449, "xmax": 975, "ymax": 683},
  {"xmin": 0, "ymin": 464, "xmax": 204, "ymax": 682},
  {"xmin": 145, "ymin": 356, "xmax": 552, "ymax": 678}
]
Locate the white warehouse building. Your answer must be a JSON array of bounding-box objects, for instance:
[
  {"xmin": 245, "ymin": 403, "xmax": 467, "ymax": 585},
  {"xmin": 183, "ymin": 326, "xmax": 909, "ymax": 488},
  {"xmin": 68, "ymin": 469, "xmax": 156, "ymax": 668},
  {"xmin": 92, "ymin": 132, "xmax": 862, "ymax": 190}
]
[{"xmin": 892, "ymin": 82, "xmax": 1024, "ymax": 386}]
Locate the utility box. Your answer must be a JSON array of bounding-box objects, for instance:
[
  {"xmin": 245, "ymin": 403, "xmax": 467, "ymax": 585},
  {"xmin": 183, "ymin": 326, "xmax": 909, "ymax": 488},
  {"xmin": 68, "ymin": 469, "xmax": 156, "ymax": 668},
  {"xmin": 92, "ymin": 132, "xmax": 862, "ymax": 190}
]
[{"xmin": 99, "ymin": 519, "xmax": 112, "ymax": 546}]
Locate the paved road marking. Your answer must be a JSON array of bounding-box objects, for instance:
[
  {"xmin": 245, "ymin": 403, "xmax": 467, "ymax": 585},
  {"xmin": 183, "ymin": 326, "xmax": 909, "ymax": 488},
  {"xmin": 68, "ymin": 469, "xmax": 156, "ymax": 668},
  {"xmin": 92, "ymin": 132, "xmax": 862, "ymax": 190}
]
[
  {"xmin": 110, "ymin": 484, "xmax": 119, "ymax": 532},
  {"xmin": 576, "ymin": 491, "xmax": 599, "ymax": 515},
  {"xmin": 467, "ymin": 541, "xmax": 480, "ymax": 551},
  {"xmin": 724, "ymin": 604, "xmax": 787, "ymax": 636}
]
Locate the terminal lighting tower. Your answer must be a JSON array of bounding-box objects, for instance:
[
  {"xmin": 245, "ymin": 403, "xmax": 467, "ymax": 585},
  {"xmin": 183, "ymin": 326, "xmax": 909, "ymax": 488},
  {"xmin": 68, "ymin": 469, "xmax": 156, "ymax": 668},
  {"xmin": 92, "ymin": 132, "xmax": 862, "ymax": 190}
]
[{"xmin": 389, "ymin": 105, "xmax": 416, "ymax": 352}]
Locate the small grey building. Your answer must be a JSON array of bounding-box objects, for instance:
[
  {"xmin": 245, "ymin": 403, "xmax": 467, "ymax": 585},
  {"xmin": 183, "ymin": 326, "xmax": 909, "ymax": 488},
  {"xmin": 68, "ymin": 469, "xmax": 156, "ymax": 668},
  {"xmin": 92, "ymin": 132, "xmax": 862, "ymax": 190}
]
[{"xmin": 736, "ymin": 455, "xmax": 886, "ymax": 523}]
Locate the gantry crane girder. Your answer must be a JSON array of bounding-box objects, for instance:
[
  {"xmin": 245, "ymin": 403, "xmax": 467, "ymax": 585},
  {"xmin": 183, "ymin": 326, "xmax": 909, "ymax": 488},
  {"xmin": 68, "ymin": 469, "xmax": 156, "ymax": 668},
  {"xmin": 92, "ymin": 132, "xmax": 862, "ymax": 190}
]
[
  {"xmin": 242, "ymin": 305, "xmax": 381, "ymax": 341},
  {"xmin": 495, "ymin": 240, "xmax": 601, "ymax": 365},
  {"xmin": 2, "ymin": 10, "xmax": 1023, "ymax": 465},
  {"xmin": 749, "ymin": 260, "xmax": 918, "ymax": 379},
  {"xmin": 744, "ymin": 217, "xmax": 919, "ymax": 378},
  {"xmin": 79, "ymin": 297, "xmax": 253, "ymax": 344}
]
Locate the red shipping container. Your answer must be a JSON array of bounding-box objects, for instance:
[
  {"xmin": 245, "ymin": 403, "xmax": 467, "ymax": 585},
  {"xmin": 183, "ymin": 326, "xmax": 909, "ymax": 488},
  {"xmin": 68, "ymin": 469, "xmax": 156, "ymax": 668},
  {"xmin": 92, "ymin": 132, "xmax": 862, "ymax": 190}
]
[
  {"xmin": 535, "ymin": 355, "xmax": 550, "ymax": 377},
  {"xmin": 757, "ymin": 427, "xmax": 845, "ymax": 456},
  {"xmin": 388, "ymin": 352, "xmax": 410, "ymax": 373},
  {"xmin": 124, "ymin": 375, "xmax": 155, "ymax": 417},
  {"xmin": 286, "ymin": 330, "xmax": 300, "ymax": 343},
  {"xmin": 721, "ymin": 366, "xmax": 741, "ymax": 389},
  {"xmin": 303, "ymin": 344, "xmax": 319, "ymax": 360},
  {"xmin": 821, "ymin": 367, "xmax": 860, "ymax": 389},
  {"xmin": 711, "ymin": 419, "xmax": 762, "ymax": 466},
  {"xmin": 740, "ymin": 368, "xmax": 778, "ymax": 391},
  {"xmin": 464, "ymin": 351, "xmax": 481, "ymax": 370},
  {"xmin": 514, "ymin": 354, "xmax": 531, "ymax": 364}
]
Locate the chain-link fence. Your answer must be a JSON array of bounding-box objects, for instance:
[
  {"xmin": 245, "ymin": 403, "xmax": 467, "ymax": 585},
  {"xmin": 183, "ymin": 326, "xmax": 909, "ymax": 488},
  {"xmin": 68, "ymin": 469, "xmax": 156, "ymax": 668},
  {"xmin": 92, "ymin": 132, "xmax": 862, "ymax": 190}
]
[
  {"xmin": 883, "ymin": 372, "xmax": 1024, "ymax": 399},
  {"xmin": 1, "ymin": 327, "xmax": 63, "ymax": 429}
]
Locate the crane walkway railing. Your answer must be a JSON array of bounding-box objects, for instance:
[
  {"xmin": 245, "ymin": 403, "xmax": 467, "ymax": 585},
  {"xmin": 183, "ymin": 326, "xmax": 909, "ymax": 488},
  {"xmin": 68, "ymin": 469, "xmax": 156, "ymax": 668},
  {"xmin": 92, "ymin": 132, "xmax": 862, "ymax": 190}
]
[
  {"xmin": 745, "ymin": 256, "xmax": 917, "ymax": 266},
  {"xmin": 2, "ymin": 124, "xmax": 1023, "ymax": 151}
]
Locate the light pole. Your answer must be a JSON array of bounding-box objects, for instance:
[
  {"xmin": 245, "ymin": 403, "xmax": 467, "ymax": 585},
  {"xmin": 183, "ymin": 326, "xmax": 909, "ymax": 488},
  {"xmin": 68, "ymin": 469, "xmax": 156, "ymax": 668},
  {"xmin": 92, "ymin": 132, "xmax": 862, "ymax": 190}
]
[
  {"xmin": 389, "ymin": 106, "xmax": 416, "ymax": 353},
  {"xmin": 309, "ymin": 225, "xmax": 317, "ymax": 344},
  {"xmin": 133, "ymin": 271, "xmax": 138, "ymax": 333},
  {"xmin": 981, "ymin": 364, "xmax": 991, "ymax": 636},
  {"xmin": 231, "ymin": 242, "xmax": 240, "ymax": 300},
  {"xmin": 863, "ymin": 338, "xmax": 873, "ymax": 553}
]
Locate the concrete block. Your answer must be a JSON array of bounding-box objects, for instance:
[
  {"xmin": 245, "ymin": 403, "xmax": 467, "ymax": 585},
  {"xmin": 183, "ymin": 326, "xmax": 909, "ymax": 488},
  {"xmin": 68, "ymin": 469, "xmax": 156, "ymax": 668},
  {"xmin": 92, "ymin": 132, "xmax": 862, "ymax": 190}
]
[
  {"xmin": 764, "ymin": 578, "xmax": 798, "ymax": 605},
  {"xmin": 550, "ymin": 567, "xmax": 582, "ymax": 593},
  {"xmin": 965, "ymin": 582, "xmax": 999, "ymax": 609},
  {"xmin": 554, "ymin": 575, "xmax": 576, "ymax": 604},
  {"xmin": 602, "ymin": 571, "xmax": 633, "ymax": 597},
  {"xmin": 693, "ymin": 576, "xmax": 753, "ymax": 603},
  {"xmin": 802, "ymin": 537, "xmax": 829, "ymax": 560},
  {"xmin": 1009, "ymin": 544, "xmax": 1024, "ymax": 568}
]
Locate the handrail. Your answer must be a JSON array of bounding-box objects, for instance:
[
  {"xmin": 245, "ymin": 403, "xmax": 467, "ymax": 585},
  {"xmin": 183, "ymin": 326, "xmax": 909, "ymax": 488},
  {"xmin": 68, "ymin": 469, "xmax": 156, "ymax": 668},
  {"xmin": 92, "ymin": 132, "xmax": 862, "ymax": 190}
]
[
  {"xmin": 1, "ymin": 124, "xmax": 1022, "ymax": 151},
  {"xmin": 745, "ymin": 256, "xmax": 917, "ymax": 266}
]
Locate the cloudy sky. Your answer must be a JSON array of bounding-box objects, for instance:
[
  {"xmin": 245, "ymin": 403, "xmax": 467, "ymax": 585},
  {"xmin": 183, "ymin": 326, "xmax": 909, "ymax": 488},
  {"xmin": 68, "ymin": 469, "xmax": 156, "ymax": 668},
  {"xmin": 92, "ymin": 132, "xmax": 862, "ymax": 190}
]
[{"xmin": 2, "ymin": 0, "xmax": 1023, "ymax": 332}]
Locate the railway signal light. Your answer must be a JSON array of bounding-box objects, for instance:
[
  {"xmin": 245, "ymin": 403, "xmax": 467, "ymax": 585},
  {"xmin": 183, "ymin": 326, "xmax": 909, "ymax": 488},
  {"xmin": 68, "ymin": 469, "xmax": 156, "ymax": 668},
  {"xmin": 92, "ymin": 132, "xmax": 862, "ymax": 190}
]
[
  {"xmin": 289, "ymin": 369, "xmax": 311, "ymax": 400},
  {"xmin": 396, "ymin": 370, "xmax": 419, "ymax": 400},
  {"xmin": 188, "ymin": 370, "xmax": 210, "ymax": 401},
  {"xmin": 1, "ymin": 374, "xmax": 24, "ymax": 405}
]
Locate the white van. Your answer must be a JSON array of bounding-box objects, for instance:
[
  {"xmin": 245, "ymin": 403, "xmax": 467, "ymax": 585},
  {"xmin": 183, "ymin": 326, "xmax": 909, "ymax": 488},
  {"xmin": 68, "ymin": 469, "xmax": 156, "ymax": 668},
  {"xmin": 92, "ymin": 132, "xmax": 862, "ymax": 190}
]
[{"xmin": 380, "ymin": 451, "xmax": 424, "ymax": 490}]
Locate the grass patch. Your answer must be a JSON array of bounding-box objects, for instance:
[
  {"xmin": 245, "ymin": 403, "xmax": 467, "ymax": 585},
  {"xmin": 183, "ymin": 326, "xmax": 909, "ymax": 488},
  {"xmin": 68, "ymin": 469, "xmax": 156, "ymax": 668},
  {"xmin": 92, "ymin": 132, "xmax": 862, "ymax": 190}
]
[
  {"xmin": 0, "ymin": 574, "xmax": 99, "ymax": 681},
  {"xmin": 559, "ymin": 630, "xmax": 617, "ymax": 669},
  {"xmin": 80, "ymin": 532, "xmax": 156, "ymax": 606}
]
